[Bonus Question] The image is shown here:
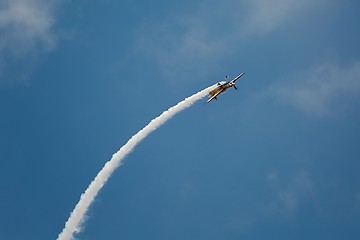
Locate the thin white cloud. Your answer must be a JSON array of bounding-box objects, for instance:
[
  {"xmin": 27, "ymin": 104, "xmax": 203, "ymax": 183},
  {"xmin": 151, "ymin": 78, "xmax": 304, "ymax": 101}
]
[
  {"xmin": 266, "ymin": 169, "xmax": 315, "ymax": 215},
  {"xmin": 230, "ymin": 169, "xmax": 316, "ymax": 229},
  {"xmin": 267, "ymin": 62, "xmax": 360, "ymax": 116},
  {"xmin": 134, "ymin": 0, "xmax": 326, "ymax": 81},
  {"xmin": 134, "ymin": 17, "xmax": 224, "ymax": 83},
  {"xmin": 245, "ymin": 0, "xmax": 320, "ymax": 34},
  {"xmin": 0, "ymin": 0, "xmax": 59, "ymax": 83}
]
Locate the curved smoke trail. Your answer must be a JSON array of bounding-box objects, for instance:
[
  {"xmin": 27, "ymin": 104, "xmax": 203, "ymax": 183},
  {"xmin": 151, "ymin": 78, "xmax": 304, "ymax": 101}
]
[{"xmin": 57, "ymin": 84, "xmax": 217, "ymax": 240}]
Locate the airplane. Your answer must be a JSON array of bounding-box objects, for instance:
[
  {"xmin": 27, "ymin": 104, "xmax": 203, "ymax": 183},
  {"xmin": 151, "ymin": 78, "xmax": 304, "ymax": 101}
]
[{"xmin": 207, "ymin": 72, "xmax": 245, "ymax": 103}]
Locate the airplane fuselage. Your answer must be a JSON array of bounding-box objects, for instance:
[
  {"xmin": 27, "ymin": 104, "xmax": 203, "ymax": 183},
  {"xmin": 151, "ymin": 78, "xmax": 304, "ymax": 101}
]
[
  {"xmin": 210, "ymin": 82, "xmax": 230, "ymax": 94},
  {"xmin": 207, "ymin": 72, "xmax": 245, "ymax": 103}
]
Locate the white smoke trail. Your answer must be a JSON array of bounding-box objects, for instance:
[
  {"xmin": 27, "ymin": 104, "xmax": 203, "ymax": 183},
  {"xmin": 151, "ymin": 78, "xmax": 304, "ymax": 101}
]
[{"xmin": 57, "ymin": 84, "xmax": 217, "ymax": 240}]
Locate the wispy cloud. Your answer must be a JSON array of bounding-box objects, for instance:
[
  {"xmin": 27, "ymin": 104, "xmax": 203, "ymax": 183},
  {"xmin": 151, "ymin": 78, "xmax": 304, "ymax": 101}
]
[
  {"xmin": 267, "ymin": 62, "xmax": 360, "ymax": 116},
  {"xmin": 245, "ymin": 0, "xmax": 320, "ymax": 34},
  {"xmin": 0, "ymin": 0, "xmax": 60, "ymax": 84},
  {"xmin": 265, "ymin": 169, "xmax": 315, "ymax": 215},
  {"xmin": 230, "ymin": 169, "xmax": 316, "ymax": 230},
  {"xmin": 134, "ymin": 16, "xmax": 224, "ymax": 82},
  {"xmin": 134, "ymin": 0, "xmax": 325, "ymax": 81}
]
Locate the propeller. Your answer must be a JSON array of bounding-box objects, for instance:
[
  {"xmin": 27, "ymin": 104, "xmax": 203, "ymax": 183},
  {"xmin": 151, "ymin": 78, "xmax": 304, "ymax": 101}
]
[{"xmin": 234, "ymin": 85, "xmax": 238, "ymax": 90}]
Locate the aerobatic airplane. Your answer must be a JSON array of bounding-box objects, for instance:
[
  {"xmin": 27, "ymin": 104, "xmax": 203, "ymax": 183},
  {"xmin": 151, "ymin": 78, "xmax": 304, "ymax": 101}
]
[{"xmin": 207, "ymin": 72, "xmax": 245, "ymax": 103}]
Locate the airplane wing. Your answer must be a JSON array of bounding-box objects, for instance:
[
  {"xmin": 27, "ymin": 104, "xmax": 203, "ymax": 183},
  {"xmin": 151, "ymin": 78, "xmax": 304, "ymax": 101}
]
[
  {"xmin": 230, "ymin": 72, "xmax": 245, "ymax": 84},
  {"xmin": 207, "ymin": 90, "xmax": 222, "ymax": 103}
]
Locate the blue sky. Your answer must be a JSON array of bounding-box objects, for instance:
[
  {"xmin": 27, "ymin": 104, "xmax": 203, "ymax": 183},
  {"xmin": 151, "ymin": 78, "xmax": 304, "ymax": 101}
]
[{"xmin": 1, "ymin": 0, "xmax": 360, "ymax": 239}]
